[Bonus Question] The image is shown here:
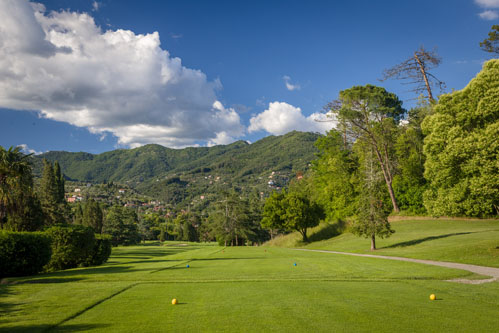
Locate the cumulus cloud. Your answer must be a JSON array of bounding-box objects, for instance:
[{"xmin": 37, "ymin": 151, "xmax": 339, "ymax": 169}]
[
  {"xmin": 19, "ymin": 144, "xmax": 43, "ymax": 155},
  {"xmin": 0, "ymin": 0, "xmax": 244, "ymax": 148},
  {"xmin": 475, "ymin": 0, "xmax": 499, "ymax": 19},
  {"xmin": 283, "ymin": 75, "xmax": 301, "ymax": 91},
  {"xmin": 475, "ymin": 0, "xmax": 499, "ymax": 7},
  {"xmin": 478, "ymin": 10, "xmax": 499, "ymax": 19},
  {"xmin": 248, "ymin": 102, "xmax": 334, "ymax": 135}
]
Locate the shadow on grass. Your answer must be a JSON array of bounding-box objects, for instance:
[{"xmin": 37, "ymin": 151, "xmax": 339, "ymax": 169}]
[
  {"xmin": 0, "ymin": 323, "xmax": 110, "ymax": 333},
  {"xmin": 0, "ymin": 285, "xmax": 20, "ymax": 320},
  {"xmin": 382, "ymin": 232, "xmax": 475, "ymax": 249}
]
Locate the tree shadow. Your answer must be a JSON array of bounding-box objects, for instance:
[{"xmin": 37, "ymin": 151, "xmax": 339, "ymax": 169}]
[
  {"xmin": 307, "ymin": 220, "xmax": 346, "ymax": 243},
  {"xmin": 382, "ymin": 232, "xmax": 475, "ymax": 249},
  {"xmin": 0, "ymin": 285, "xmax": 20, "ymax": 320},
  {"xmin": 0, "ymin": 323, "xmax": 110, "ymax": 333}
]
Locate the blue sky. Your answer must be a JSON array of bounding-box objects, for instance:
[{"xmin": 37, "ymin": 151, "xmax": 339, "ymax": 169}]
[{"xmin": 0, "ymin": 0, "xmax": 497, "ymax": 154}]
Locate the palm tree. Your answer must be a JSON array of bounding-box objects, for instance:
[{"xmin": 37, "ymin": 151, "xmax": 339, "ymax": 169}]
[{"xmin": 0, "ymin": 146, "xmax": 33, "ymax": 224}]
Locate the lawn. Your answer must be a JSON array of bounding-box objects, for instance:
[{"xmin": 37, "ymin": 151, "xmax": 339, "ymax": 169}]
[
  {"xmin": 270, "ymin": 218, "xmax": 499, "ymax": 267},
  {"xmin": 1, "ymin": 237, "xmax": 499, "ymax": 332}
]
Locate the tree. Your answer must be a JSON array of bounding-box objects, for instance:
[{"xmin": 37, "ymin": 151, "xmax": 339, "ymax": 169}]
[
  {"xmin": 82, "ymin": 198, "xmax": 103, "ymax": 233},
  {"xmin": 0, "ymin": 146, "xmax": 43, "ymax": 231},
  {"xmin": 392, "ymin": 102, "xmax": 431, "ymax": 214},
  {"xmin": 53, "ymin": 161, "xmax": 65, "ymax": 203},
  {"xmin": 381, "ymin": 46, "xmax": 445, "ymax": 102},
  {"xmin": 351, "ymin": 142, "xmax": 394, "ymax": 250},
  {"xmin": 210, "ymin": 191, "xmax": 254, "ymax": 246},
  {"xmin": 326, "ymin": 85, "xmax": 405, "ymax": 212},
  {"xmin": 312, "ymin": 130, "xmax": 358, "ymax": 220},
  {"xmin": 480, "ymin": 25, "xmax": 499, "ymax": 55},
  {"xmin": 103, "ymin": 206, "xmax": 140, "ymax": 246},
  {"xmin": 39, "ymin": 159, "xmax": 67, "ymax": 226},
  {"xmin": 261, "ymin": 190, "xmax": 324, "ymax": 242},
  {"xmin": 260, "ymin": 191, "xmax": 285, "ymax": 239},
  {"xmin": 422, "ymin": 59, "xmax": 499, "ymax": 217}
]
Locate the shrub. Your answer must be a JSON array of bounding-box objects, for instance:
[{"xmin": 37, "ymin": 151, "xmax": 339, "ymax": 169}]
[
  {"xmin": 84, "ymin": 234, "xmax": 112, "ymax": 266},
  {"xmin": 45, "ymin": 225, "xmax": 95, "ymax": 271},
  {"xmin": 0, "ymin": 231, "xmax": 52, "ymax": 278}
]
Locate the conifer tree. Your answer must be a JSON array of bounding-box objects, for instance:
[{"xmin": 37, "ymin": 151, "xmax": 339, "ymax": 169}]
[{"xmin": 40, "ymin": 159, "xmax": 64, "ymax": 225}]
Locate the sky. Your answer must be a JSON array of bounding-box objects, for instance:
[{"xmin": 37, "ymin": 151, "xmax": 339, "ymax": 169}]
[{"xmin": 0, "ymin": 0, "xmax": 497, "ymax": 154}]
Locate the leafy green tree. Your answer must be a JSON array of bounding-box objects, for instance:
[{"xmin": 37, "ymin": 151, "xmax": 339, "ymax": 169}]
[
  {"xmin": 82, "ymin": 198, "xmax": 103, "ymax": 233},
  {"xmin": 0, "ymin": 146, "xmax": 43, "ymax": 231},
  {"xmin": 326, "ymin": 85, "xmax": 405, "ymax": 212},
  {"xmin": 480, "ymin": 25, "xmax": 499, "ymax": 55},
  {"xmin": 422, "ymin": 59, "xmax": 499, "ymax": 217},
  {"xmin": 392, "ymin": 103, "xmax": 431, "ymax": 214},
  {"xmin": 312, "ymin": 130, "xmax": 358, "ymax": 220},
  {"xmin": 282, "ymin": 192, "xmax": 324, "ymax": 242},
  {"xmin": 261, "ymin": 190, "xmax": 324, "ymax": 242},
  {"xmin": 260, "ymin": 191, "xmax": 285, "ymax": 239},
  {"xmin": 351, "ymin": 143, "xmax": 394, "ymax": 250},
  {"xmin": 103, "ymin": 206, "xmax": 140, "ymax": 246}
]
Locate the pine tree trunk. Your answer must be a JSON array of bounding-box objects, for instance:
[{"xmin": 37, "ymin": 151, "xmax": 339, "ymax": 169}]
[{"xmin": 414, "ymin": 52, "xmax": 434, "ymax": 102}]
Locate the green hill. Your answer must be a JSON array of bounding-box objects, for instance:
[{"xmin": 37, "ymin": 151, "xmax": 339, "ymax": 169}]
[{"xmin": 33, "ymin": 131, "xmax": 320, "ymax": 209}]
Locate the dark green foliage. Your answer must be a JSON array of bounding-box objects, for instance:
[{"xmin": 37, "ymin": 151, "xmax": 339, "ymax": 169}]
[
  {"xmin": 0, "ymin": 231, "xmax": 52, "ymax": 277},
  {"xmin": 82, "ymin": 198, "xmax": 103, "ymax": 233},
  {"xmin": 84, "ymin": 234, "xmax": 112, "ymax": 266},
  {"xmin": 422, "ymin": 60, "xmax": 499, "ymax": 217},
  {"xmin": 103, "ymin": 206, "xmax": 141, "ymax": 246},
  {"xmin": 0, "ymin": 146, "xmax": 43, "ymax": 231},
  {"xmin": 480, "ymin": 25, "xmax": 499, "ymax": 54},
  {"xmin": 210, "ymin": 191, "xmax": 256, "ymax": 246},
  {"xmin": 45, "ymin": 225, "xmax": 95, "ymax": 271},
  {"xmin": 40, "ymin": 159, "xmax": 66, "ymax": 226},
  {"xmin": 53, "ymin": 161, "xmax": 65, "ymax": 203}
]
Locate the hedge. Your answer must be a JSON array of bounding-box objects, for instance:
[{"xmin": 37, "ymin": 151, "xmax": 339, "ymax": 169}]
[
  {"xmin": 84, "ymin": 234, "xmax": 112, "ymax": 266},
  {"xmin": 45, "ymin": 225, "xmax": 95, "ymax": 271},
  {"xmin": 0, "ymin": 231, "xmax": 52, "ymax": 278}
]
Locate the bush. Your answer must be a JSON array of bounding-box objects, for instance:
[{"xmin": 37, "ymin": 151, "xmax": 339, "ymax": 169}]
[
  {"xmin": 84, "ymin": 234, "xmax": 112, "ymax": 266},
  {"xmin": 45, "ymin": 225, "xmax": 95, "ymax": 271},
  {"xmin": 0, "ymin": 231, "xmax": 52, "ymax": 278}
]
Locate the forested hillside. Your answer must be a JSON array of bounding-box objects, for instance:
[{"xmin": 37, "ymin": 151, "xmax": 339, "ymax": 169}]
[{"xmin": 33, "ymin": 131, "xmax": 320, "ymax": 209}]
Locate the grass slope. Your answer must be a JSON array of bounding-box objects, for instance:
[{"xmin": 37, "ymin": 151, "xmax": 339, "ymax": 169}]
[
  {"xmin": 268, "ymin": 218, "xmax": 499, "ymax": 268},
  {"xmin": 1, "ymin": 239, "xmax": 499, "ymax": 332}
]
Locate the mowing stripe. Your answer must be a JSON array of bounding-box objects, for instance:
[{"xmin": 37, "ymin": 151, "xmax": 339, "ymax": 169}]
[{"xmin": 44, "ymin": 283, "xmax": 139, "ymax": 332}]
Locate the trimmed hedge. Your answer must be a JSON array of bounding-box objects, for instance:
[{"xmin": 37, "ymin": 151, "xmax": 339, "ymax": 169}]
[
  {"xmin": 45, "ymin": 225, "xmax": 95, "ymax": 271},
  {"xmin": 84, "ymin": 234, "xmax": 112, "ymax": 266},
  {"xmin": 0, "ymin": 231, "xmax": 52, "ymax": 278}
]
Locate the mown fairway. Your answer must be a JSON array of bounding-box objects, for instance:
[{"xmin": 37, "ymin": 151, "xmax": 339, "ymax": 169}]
[{"xmin": 2, "ymin": 223, "xmax": 499, "ymax": 333}]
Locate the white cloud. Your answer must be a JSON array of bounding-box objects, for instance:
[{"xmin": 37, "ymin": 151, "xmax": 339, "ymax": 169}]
[
  {"xmin": 0, "ymin": 0, "xmax": 244, "ymax": 148},
  {"xmin": 19, "ymin": 144, "xmax": 43, "ymax": 155},
  {"xmin": 475, "ymin": 0, "xmax": 499, "ymax": 7},
  {"xmin": 283, "ymin": 75, "xmax": 301, "ymax": 91},
  {"xmin": 92, "ymin": 1, "xmax": 100, "ymax": 12},
  {"xmin": 478, "ymin": 10, "xmax": 499, "ymax": 19},
  {"xmin": 248, "ymin": 101, "xmax": 334, "ymax": 135}
]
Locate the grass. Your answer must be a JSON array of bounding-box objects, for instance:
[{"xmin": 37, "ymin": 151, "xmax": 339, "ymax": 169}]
[
  {"xmin": 268, "ymin": 218, "xmax": 499, "ymax": 267},
  {"xmin": 1, "ymin": 230, "xmax": 499, "ymax": 332}
]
